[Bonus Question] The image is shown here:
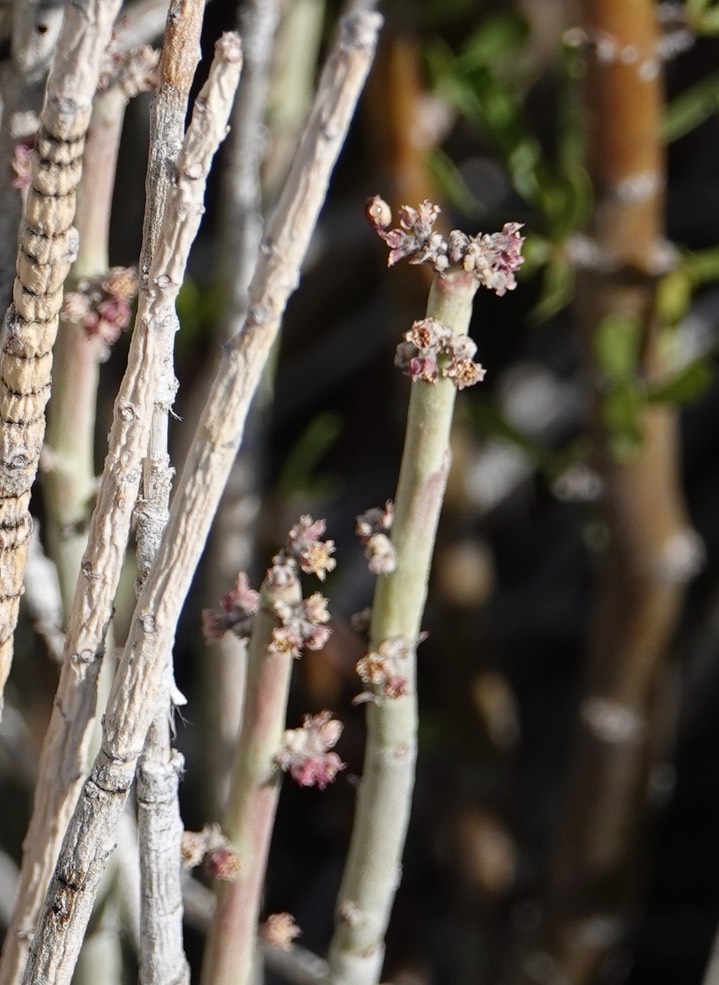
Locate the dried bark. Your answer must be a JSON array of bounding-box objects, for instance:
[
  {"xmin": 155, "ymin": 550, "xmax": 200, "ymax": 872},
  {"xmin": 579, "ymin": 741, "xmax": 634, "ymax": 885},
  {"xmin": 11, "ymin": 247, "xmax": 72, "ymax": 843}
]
[
  {"xmin": 0, "ymin": 0, "xmax": 123, "ymax": 711},
  {"xmin": 22, "ymin": 15, "xmax": 380, "ymax": 985}
]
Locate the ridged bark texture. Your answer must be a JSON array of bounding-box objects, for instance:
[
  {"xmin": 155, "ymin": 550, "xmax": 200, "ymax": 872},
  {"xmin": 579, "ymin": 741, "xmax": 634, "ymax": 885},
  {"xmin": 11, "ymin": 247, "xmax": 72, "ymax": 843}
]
[{"xmin": 0, "ymin": 0, "xmax": 124, "ymax": 707}]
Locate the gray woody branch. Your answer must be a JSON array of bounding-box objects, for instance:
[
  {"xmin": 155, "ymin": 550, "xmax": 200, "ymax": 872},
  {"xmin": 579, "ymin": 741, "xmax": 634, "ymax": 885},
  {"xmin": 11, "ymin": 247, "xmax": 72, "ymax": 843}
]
[{"xmin": 22, "ymin": 13, "xmax": 381, "ymax": 985}]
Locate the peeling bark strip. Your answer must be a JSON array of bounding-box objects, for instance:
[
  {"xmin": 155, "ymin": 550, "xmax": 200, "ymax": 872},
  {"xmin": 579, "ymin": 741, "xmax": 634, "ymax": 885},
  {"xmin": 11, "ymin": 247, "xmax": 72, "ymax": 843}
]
[{"xmin": 0, "ymin": 0, "xmax": 124, "ymax": 707}]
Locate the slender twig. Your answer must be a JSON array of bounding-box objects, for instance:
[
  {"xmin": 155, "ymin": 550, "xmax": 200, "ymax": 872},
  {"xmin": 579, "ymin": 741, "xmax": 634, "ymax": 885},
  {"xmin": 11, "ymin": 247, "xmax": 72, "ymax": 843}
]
[
  {"xmin": 1, "ymin": 16, "xmax": 222, "ymax": 985},
  {"xmin": 133, "ymin": 8, "xmax": 205, "ymax": 982},
  {"xmin": 23, "ymin": 15, "xmax": 380, "ymax": 985},
  {"xmin": 137, "ymin": 719, "xmax": 188, "ymax": 985},
  {"xmin": 324, "ymin": 270, "xmax": 478, "ymax": 985},
  {"xmin": 44, "ymin": 48, "xmax": 159, "ymax": 616},
  {"xmin": 201, "ymin": 569, "xmax": 302, "ymax": 985},
  {"xmin": 203, "ymin": 0, "xmax": 280, "ymax": 817},
  {"xmin": 0, "ymin": 0, "xmax": 123, "ymax": 712}
]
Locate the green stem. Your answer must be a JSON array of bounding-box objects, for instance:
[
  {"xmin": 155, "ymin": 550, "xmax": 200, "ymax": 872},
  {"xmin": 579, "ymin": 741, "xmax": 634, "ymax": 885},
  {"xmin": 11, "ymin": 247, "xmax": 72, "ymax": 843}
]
[{"xmin": 325, "ymin": 268, "xmax": 479, "ymax": 985}]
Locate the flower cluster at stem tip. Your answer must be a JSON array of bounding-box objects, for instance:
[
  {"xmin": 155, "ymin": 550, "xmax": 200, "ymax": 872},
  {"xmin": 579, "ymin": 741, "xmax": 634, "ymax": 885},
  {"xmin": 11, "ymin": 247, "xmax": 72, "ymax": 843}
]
[
  {"xmin": 366, "ymin": 195, "xmax": 524, "ymax": 293},
  {"xmin": 201, "ymin": 515, "xmax": 334, "ymax": 652}
]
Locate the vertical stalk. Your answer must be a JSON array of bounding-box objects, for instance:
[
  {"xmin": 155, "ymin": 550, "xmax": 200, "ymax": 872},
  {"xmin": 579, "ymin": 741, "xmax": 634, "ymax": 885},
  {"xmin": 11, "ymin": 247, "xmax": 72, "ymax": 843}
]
[
  {"xmin": 201, "ymin": 574, "xmax": 302, "ymax": 985},
  {"xmin": 0, "ymin": 0, "xmax": 123, "ymax": 711},
  {"xmin": 325, "ymin": 270, "xmax": 478, "ymax": 985}
]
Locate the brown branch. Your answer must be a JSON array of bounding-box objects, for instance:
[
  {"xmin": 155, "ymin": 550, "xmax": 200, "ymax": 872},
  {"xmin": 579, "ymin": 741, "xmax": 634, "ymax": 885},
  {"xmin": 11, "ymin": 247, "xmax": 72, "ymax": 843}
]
[{"xmin": 507, "ymin": 4, "xmax": 701, "ymax": 983}]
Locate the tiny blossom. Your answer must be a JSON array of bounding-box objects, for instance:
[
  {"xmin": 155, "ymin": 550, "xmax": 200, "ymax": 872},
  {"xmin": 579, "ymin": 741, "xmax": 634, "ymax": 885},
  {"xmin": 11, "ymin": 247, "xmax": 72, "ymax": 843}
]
[
  {"xmin": 181, "ymin": 824, "xmax": 240, "ymax": 880},
  {"xmin": 61, "ymin": 266, "xmax": 138, "ymax": 346},
  {"xmin": 276, "ymin": 711, "xmax": 346, "ymax": 790},
  {"xmin": 261, "ymin": 913, "xmax": 301, "ymax": 950},
  {"xmin": 445, "ymin": 358, "xmax": 487, "ymax": 390},
  {"xmin": 205, "ymin": 847, "xmax": 242, "ymax": 881},
  {"xmin": 350, "ymin": 608, "xmax": 372, "ymax": 634},
  {"xmin": 356, "ymin": 502, "xmax": 396, "ymax": 575},
  {"xmin": 269, "ymin": 592, "xmax": 332, "ymax": 659},
  {"xmin": 367, "ymin": 196, "xmax": 525, "ymax": 292},
  {"xmin": 283, "ymin": 515, "xmax": 336, "ymax": 581},
  {"xmin": 354, "ymin": 635, "xmax": 426, "ymax": 703},
  {"xmin": 298, "ymin": 539, "xmax": 336, "ymax": 581},
  {"xmin": 201, "ymin": 571, "xmax": 260, "ymax": 641},
  {"xmin": 396, "ymin": 317, "xmax": 486, "ymax": 390}
]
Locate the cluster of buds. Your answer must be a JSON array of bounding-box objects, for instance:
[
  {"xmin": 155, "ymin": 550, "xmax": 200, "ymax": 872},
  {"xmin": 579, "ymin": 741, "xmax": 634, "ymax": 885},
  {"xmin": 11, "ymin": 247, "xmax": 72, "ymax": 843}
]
[
  {"xmin": 269, "ymin": 591, "xmax": 331, "ymax": 659},
  {"xmin": 261, "ymin": 913, "xmax": 302, "ymax": 950},
  {"xmin": 98, "ymin": 43, "xmax": 160, "ymax": 98},
  {"xmin": 356, "ymin": 501, "xmax": 396, "ymax": 574},
  {"xmin": 202, "ymin": 571, "xmax": 260, "ymax": 642},
  {"xmin": 62, "ymin": 266, "xmax": 138, "ymax": 348},
  {"xmin": 355, "ymin": 635, "xmax": 425, "ymax": 703},
  {"xmin": 366, "ymin": 195, "xmax": 524, "ymax": 296},
  {"xmin": 277, "ymin": 514, "xmax": 336, "ymax": 583},
  {"xmin": 203, "ymin": 517, "xmax": 334, "ymax": 657},
  {"xmin": 395, "ymin": 316, "xmax": 486, "ymax": 389},
  {"xmin": 181, "ymin": 823, "xmax": 241, "ymax": 881},
  {"xmin": 276, "ymin": 711, "xmax": 345, "ymax": 790}
]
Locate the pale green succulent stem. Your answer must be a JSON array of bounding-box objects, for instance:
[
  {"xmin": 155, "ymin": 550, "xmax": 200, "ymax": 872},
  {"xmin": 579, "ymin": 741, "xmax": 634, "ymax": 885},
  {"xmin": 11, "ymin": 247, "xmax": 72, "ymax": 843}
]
[{"xmin": 325, "ymin": 267, "xmax": 479, "ymax": 985}]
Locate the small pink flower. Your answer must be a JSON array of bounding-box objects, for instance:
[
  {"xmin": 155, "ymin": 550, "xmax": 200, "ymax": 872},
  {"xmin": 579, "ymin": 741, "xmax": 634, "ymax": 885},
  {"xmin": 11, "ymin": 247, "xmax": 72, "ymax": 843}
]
[
  {"xmin": 202, "ymin": 571, "xmax": 260, "ymax": 641},
  {"xmin": 276, "ymin": 711, "xmax": 346, "ymax": 790}
]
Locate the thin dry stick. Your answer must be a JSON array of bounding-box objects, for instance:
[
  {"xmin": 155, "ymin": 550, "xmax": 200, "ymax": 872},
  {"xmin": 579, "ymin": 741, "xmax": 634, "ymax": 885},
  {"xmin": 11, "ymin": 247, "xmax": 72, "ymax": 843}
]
[
  {"xmin": 45, "ymin": 47, "xmax": 159, "ymax": 615},
  {"xmin": 21, "ymin": 34, "xmax": 242, "ymax": 985},
  {"xmin": 0, "ymin": 0, "xmax": 65, "ymax": 313},
  {"xmin": 0, "ymin": 10, "xmax": 214, "ymax": 985},
  {"xmin": 0, "ymin": 0, "xmax": 123, "ymax": 710},
  {"xmin": 133, "ymin": 9, "xmax": 204, "ymax": 982},
  {"xmin": 23, "ymin": 15, "xmax": 380, "ymax": 985},
  {"xmin": 136, "ymin": 719, "xmax": 188, "ymax": 985},
  {"xmin": 201, "ymin": 570, "xmax": 303, "ymax": 985}
]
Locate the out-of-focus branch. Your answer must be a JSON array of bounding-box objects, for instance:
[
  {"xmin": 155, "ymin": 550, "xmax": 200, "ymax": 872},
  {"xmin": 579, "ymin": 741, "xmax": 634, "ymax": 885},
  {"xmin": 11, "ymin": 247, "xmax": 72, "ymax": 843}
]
[
  {"xmin": 23, "ymin": 15, "xmax": 380, "ymax": 984},
  {"xmin": 203, "ymin": 0, "xmax": 280, "ymax": 819},
  {"xmin": 506, "ymin": 4, "xmax": 702, "ymax": 984}
]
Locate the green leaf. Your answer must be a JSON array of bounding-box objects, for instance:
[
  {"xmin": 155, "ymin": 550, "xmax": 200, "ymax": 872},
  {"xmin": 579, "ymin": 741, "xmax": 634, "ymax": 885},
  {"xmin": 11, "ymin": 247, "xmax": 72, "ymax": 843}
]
[
  {"xmin": 646, "ymin": 361, "xmax": 714, "ymax": 405},
  {"xmin": 594, "ymin": 315, "xmax": 642, "ymax": 382},
  {"xmin": 531, "ymin": 254, "xmax": 575, "ymax": 322},
  {"xmin": 657, "ymin": 270, "xmax": 693, "ymax": 326},
  {"xmin": 457, "ymin": 14, "xmax": 529, "ymax": 70},
  {"xmin": 663, "ymin": 71, "xmax": 719, "ymax": 142}
]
